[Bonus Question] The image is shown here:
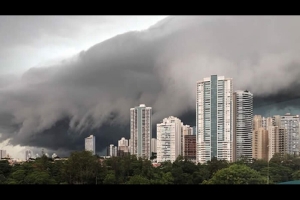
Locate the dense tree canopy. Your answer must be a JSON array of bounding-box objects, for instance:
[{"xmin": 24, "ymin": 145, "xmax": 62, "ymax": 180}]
[
  {"xmin": 0, "ymin": 151, "xmax": 299, "ymax": 184},
  {"xmin": 203, "ymin": 164, "xmax": 266, "ymax": 184}
]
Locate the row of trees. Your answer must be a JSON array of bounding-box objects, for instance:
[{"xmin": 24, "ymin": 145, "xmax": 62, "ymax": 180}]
[{"xmin": 1, "ymin": 151, "xmax": 300, "ymax": 184}]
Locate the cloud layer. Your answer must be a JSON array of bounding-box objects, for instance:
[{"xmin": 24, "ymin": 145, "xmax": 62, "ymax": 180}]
[{"xmin": 1, "ymin": 16, "xmax": 300, "ymax": 155}]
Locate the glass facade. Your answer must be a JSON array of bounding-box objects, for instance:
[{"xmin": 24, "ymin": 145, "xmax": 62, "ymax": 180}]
[{"xmin": 210, "ymin": 75, "xmax": 218, "ymax": 158}]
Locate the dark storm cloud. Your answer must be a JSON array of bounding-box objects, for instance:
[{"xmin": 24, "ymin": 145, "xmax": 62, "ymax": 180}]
[
  {"xmin": 1, "ymin": 16, "xmax": 300, "ymax": 154},
  {"xmin": 0, "ymin": 16, "xmax": 110, "ymax": 47}
]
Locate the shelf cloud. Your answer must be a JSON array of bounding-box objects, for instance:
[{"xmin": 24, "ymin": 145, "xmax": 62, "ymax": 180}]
[{"xmin": 1, "ymin": 16, "xmax": 300, "ymax": 154}]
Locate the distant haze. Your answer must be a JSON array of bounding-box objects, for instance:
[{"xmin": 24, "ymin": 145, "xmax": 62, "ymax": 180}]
[{"xmin": 1, "ymin": 16, "xmax": 300, "ymax": 158}]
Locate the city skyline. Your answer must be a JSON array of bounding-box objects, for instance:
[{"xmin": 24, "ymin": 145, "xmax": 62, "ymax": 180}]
[
  {"xmin": 2, "ymin": 100, "xmax": 299, "ymax": 161},
  {"xmin": 2, "ymin": 75, "xmax": 300, "ymax": 161},
  {"xmin": 1, "ymin": 16, "xmax": 300, "ymax": 160}
]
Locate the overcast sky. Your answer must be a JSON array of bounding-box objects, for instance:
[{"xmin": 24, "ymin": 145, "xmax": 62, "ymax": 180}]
[
  {"xmin": 0, "ymin": 15, "xmax": 167, "ymax": 159},
  {"xmin": 0, "ymin": 15, "xmax": 168, "ymax": 75},
  {"xmin": 1, "ymin": 15, "xmax": 300, "ymax": 160}
]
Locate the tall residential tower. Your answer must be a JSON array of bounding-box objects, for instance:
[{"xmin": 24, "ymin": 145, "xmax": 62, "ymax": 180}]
[
  {"xmin": 196, "ymin": 75, "xmax": 233, "ymax": 163},
  {"xmin": 156, "ymin": 116, "xmax": 182, "ymax": 163},
  {"xmin": 0, "ymin": 150, "xmax": 6, "ymax": 159},
  {"xmin": 151, "ymin": 138, "xmax": 157, "ymax": 154},
  {"xmin": 85, "ymin": 135, "xmax": 96, "ymax": 155},
  {"xmin": 118, "ymin": 137, "xmax": 129, "ymax": 157},
  {"xmin": 280, "ymin": 113, "xmax": 300, "ymax": 156},
  {"xmin": 130, "ymin": 104, "xmax": 152, "ymax": 159},
  {"xmin": 233, "ymin": 90, "xmax": 253, "ymax": 162}
]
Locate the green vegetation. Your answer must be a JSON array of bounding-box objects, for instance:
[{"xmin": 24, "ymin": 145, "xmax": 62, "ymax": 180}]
[
  {"xmin": 203, "ymin": 164, "xmax": 266, "ymax": 184},
  {"xmin": 0, "ymin": 151, "xmax": 299, "ymax": 184}
]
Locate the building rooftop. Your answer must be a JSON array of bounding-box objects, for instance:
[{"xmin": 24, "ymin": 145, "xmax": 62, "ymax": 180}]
[
  {"xmin": 197, "ymin": 75, "xmax": 232, "ymax": 83},
  {"xmin": 234, "ymin": 90, "xmax": 252, "ymax": 94}
]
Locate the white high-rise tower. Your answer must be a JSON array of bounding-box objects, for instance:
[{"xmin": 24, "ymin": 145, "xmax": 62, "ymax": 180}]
[
  {"xmin": 279, "ymin": 113, "xmax": 300, "ymax": 156},
  {"xmin": 130, "ymin": 104, "xmax": 152, "ymax": 159},
  {"xmin": 196, "ymin": 75, "xmax": 233, "ymax": 163},
  {"xmin": 156, "ymin": 116, "xmax": 182, "ymax": 163},
  {"xmin": 25, "ymin": 150, "xmax": 32, "ymax": 161},
  {"xmin": 85, "ymin": 135, "xmax": 96, "ymax": 155}
]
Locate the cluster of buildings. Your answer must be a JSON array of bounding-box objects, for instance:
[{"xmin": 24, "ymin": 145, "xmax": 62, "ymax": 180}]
[
  {"xmin": 1, "ymin": 74, "xmax": 296, "ymax": 165},
  {"xmin": 0, "ymin": 147, "xmax": 61, "ymax": 164},
  {"xmin": 196, "ymin": 75, "xmax": 299, "ymax": 163},
  {"xmin": 23, "ymin": 149, "xmax": 57, "ymax": 161},
  {"xmin": 101, "ymin": 116, "xmax": 197, "ymax": 163},
  {"xmin": 3, "ymin": 149, "xmax": 59, "ymax": 164},
  {"xmin": 106, "ymin": 137, "xmax": 130, "ymax": 157},
  {"xmin": 252, "ymin": 114, "xmax": 299, "ymax": 161},
  {"xmin": 1, "ymin": 74, "xmax": 297, "ymax": 165},
  {"xmin": 85, "ymin": 74, "xmax": 300, "ymax": 164},
  {"xmin": 0, "ymin": 149, "xmax": 26, "ymax": 165},
  {"xmin": 97, "ymin": 105, "xmax": 198, "ymax": 163},
  {"xmin": 1, "ymin": 74, "xmax": 298, "ymax": 165}
]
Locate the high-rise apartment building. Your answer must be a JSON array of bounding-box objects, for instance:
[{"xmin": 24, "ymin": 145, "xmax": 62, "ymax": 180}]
[
  {"xmin": 0, "ymin": 150, "xmax": 6, "ymax": 159},
  {"xmin": 267, "ymin": 125, "xmax": 279, "ymax": 161},
  {"xmin": 253, "ymin": 116, "xmax": 273, "ymax": 160},
  {"xmin": 181, "ymin": 124, "xmax": 193, "ymax": 155},
  {"xmin": 128, "ymin": 139, "xmax": 131, "ymax": 153},
  {"xmin": 192, "ymin": 126, "xmax": 196, "ymax": 135},
  {"xmin": 278, "ymin": 128, "xmax": 288, "ymax": 156},
  {"xmin": 253, "ymin": 115, "xmax": 263, "ymax": 130},
  {"xmin": 272, "ymin": 115, "xmax": 281, "ymax": 127},
  {"xmin": 25, "ymin": 150, "xmax": 32, "ymax": 161},
  {"xmin": 253, "ymin": 115, "xmax": 289, "ymax": 160},
  {"xmin": 151, "ymin": 138, "xmax": 157, "ymax": 154},
  {"xmin": 233, "ymin": 90, "xmax": 253, "ymax": 162},
  {"xmin": 118, "ymin": 146, "xmax": 129, "ymax": 157},
  {"xmin": 114, "ymin": 146, "xmax": 118, "ymax": 156},
  {"xmin": 280, "ymin": 113, "xmax": 300, "ymax": 156},
  {"xmin": 118, "ymin": 137, "xmax": 129, "ymax": 157},
  {"xmin": 118, "ymin": 137, "xmax": 129, "ymax": 147},
  {"xmin": 130, "ymin": 104, "xmax": 152, "ymax": 159},
  {"xmin": 107, "ymin": 144, "xmax": 118, "ymax": 157},
  {"xmin": 85, "ymin": 135, "xmax": 96, "ymax": 155},
  {"xmin": 252, "ymin": 127, "xmax": 268, "ymax": 161},
  {"xmin": 184, "ymin": 135, "xmax": 196, "ymax": 162},
  {"xmin": 196, "ymin": 75, "xmax": 233, "ymax": 163},
  {"xmin": 263, "ymin": 117, "xmax": 273, "ymax": 129},
  {"xmin": 157, "ymin": 116, "xmax": 182, "ymax": 163}
]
